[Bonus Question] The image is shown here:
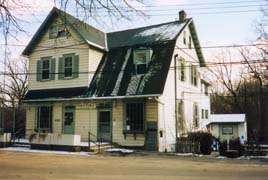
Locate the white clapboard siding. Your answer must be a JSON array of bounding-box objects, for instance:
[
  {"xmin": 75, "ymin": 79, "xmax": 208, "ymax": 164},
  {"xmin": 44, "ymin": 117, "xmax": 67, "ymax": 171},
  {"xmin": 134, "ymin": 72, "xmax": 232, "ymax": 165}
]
[{"xmin": 28, "ymin": 16, "xmax": 93, "ymax": 90}]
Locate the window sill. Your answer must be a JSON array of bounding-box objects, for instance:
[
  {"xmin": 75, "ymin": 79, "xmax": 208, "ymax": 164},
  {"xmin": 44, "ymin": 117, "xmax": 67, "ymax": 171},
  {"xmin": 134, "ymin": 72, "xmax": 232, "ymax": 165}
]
[
  {"xmin": 40, "ymin": 79, "xmax": 51, "ymax": 82},
  {"xmin": 63, "ymin": 77, "xmax": 73, "ymax": 80},
  {"xmin": 123, "ymin": 130, "xmax": 144, "ymax": 140}
]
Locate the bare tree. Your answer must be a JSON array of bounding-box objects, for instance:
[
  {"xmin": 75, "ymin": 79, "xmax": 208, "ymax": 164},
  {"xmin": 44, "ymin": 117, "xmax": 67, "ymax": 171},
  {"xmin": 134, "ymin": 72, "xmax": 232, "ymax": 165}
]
[
  {"xmin": 209, "ymin": 49, "xmax": 245, "ymax": 113},
  {"xmin": 0, "ymin": 57, "xmax": 28, "ymax": 108},
  {"xmin": 240, "ymin": 47, "xmax": 268, "ymax": 143},
  {"xmin": 0, "ymin": 0, "xmax": 144, "ymax": 39}
]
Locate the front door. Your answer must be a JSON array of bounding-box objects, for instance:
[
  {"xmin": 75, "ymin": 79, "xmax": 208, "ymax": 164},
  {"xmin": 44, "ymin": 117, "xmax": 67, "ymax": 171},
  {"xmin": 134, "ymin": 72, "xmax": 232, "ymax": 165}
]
[
  {"xmin": 98, "ymin": 110, "xmax": 111, "ymax": 142},
  {"xmin": 63, "ymin": 106, "xmax": 75, "ymax": 134}
]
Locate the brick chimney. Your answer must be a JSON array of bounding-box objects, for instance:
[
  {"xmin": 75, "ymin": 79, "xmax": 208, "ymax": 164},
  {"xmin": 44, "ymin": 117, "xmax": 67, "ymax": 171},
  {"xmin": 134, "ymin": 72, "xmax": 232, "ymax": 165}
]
[{"xmin": 179, "ymin": 10, "xmax": 187, "ymax": 21}]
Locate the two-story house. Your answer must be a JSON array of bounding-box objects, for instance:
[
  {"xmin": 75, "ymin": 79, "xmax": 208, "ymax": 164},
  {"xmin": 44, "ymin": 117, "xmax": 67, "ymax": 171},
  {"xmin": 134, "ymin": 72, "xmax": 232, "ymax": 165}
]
[{"xmin": 22, "ymin": 7, "xmax": 210, "ymax": 152}]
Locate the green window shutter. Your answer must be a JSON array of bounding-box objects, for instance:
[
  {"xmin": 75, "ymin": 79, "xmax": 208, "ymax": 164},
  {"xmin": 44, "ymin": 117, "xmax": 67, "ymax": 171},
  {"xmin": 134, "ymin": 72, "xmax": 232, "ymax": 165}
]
[
  {"xmin": 36, "ymin": 60, "xmax": 42, "ymax": 81},
  {"xmin": 50, "ymin": 58, "xmax": 56, "ymax": 80},
  {"xmin": 58, "ymin": 57, "xmax": 64, "ymax": 80},
  {"xmin": 73, "ymin": 55, "xmax": 79, "ymax": 78}
]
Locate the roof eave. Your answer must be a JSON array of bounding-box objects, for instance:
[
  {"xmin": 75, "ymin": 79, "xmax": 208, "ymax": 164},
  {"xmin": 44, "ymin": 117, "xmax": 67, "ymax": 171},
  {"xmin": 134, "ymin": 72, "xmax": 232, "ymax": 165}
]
[
  {"xmin": 188, "ymin": 20, "xmax": 206, "ymax": 67},
  {"xmin": 22, "ymin": 7, "xmax": 58, "ymax": 56},
  {"xmin": 22, "ymin": 94, "xmax": 162, "ymax": 103}
]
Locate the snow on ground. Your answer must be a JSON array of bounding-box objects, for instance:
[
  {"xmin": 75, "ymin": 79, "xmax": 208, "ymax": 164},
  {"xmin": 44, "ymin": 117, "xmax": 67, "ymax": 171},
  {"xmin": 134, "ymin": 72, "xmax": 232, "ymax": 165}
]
[
  {"xmin": 0, "ymin": 147, "xmax": 91, "ymax": 156},
  {"xmin": 14, "ymin": 139, "xmax": 29, "ymax": 143},
  {"xmin": 172, "ymin": 153, "xmax": 203, "ymax": 157},
  {"xmin": 106, "ymin": 148, "xmax": 134, "ymax": 153}
]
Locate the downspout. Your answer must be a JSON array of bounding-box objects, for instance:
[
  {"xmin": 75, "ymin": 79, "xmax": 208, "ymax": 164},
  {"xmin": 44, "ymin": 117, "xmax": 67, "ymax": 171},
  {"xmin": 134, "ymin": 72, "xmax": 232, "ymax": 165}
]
[
  {"xmin": 174, "ymin": 54, "xmax": 178, "ymax": 152},
  {"xmin": 154, "ymin": 97, "xmax": 166, "ymax": 152}
]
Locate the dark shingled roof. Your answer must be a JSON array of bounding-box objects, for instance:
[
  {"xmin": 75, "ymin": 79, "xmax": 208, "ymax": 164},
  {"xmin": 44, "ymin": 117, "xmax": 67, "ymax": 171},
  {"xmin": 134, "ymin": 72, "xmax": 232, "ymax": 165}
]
[
  {"xmin": 87, "ymin": 42, "xmax": 176, "ymax": 97},
  {"xmin": 22, "ymin": 7, "xmax": 105, "ymax": 56},
  {"xmin": 23, "ymin": 8, "xmax": 206, "ymax": 101},
  {"xmin": 24, "ymin": 87, "xmax": 88, "ymax": 100},
  {"xmin": 107, "ymin": 20, "xmax": 190, "ymax": 48}
]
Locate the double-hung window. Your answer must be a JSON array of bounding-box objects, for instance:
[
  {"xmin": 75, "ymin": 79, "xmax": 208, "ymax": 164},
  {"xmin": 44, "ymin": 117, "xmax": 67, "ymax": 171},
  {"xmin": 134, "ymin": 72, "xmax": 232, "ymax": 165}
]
[
  {"xmin": 201, "ymin": 109, "xmax": 204, "ymax": 119},
  {"xmin": 125, "ymin": 102, "xmax": 144, "ymax": 132},
  {"xmin": 193, "ymin": 103, "xmax": 199, "ymax": 128},
  {"xmin": 178, "ymin": 58, "xmax": 185, "ymax": 81},
  {"xmin": 37, "ymin": 57, "xmax": 56, "ymax": 81},
  {"xmin": 36, "ymin": 106, "xmax": 52, "ymax": 132},
  {"xmin": 177, "ymin": 99, "xmax": 185, "ymax": 133},
  {"xmin": 133, "ymin": 49, "xmax": 152, "ymax": 74},
  {"xmin": 205, "ymin": 110, "xmax": 209, "ymax": 119},
  {"xmin": 191, "ymin": 65, "xmax": 197, "ymax": 86},
  {"xmin": 64, "ymin": 56, "xmax": 73, "ymax": 78},
  {"xmin": 41, "ymin": 58, "xmax": 50, "ymax": 80},
  {"xmin": 58, "ymin": 54, "xmax": 79, "ymax": 79}
]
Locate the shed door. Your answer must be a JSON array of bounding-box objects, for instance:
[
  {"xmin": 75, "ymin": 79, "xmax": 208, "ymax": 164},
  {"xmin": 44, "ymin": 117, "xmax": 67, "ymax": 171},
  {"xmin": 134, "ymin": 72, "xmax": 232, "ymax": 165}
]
[{"xmin": 145, "ymin": 122, "xmax": 158, "ymax": 151}]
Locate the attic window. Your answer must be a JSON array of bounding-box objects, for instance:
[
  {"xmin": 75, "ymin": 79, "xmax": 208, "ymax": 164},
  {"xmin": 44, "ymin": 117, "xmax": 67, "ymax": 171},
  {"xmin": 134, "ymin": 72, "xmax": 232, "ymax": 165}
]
[
  {"xmin": 49, "ymin": 24, "xmax": 68, "ymax": 39},
  {"xmin": 133, "ymin": 49, "xmax": 152, "ymax": 74}
]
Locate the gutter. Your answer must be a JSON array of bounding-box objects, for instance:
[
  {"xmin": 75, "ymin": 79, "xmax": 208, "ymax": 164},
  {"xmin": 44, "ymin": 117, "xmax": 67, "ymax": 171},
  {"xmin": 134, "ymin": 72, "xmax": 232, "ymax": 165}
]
[{"xmin": 23, "ymin": 94, "xmax": 162, "ymax": 103}]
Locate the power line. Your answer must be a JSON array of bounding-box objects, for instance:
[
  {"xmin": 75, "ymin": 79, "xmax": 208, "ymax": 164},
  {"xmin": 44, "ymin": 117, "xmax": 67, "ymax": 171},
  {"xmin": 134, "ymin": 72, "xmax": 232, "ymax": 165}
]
[
  {"xmin": 0, "ymin": 43, "xmax": 267, "ymax": 50},
  {"xmin": 0, "ymin": 59, "xmax": 267, "ymax": 76},
  {"xmin": 15, "ymin": 3, "xmax": 266, "ymax": 15}
]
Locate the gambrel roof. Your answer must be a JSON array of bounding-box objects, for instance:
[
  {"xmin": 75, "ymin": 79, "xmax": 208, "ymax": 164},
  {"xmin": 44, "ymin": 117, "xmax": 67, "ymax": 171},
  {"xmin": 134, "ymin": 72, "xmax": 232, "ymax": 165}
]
[{"xmin": 23, "ymin": 7, "xmax": 206, "ymax": 101}]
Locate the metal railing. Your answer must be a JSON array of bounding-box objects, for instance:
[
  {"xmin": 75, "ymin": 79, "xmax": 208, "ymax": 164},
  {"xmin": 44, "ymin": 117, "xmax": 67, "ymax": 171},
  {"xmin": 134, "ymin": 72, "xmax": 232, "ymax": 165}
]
[
  {"xmin": 12, "ymin": 128, "xmax": 25, "ymax": 143},
  {"xmin": 88, "ymin": 131, "xmax": 101, "ymax": 153}
]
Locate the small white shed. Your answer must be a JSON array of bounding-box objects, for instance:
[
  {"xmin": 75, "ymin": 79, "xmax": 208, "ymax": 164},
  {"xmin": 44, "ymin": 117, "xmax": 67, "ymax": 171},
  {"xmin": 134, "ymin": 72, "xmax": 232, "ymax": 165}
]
[{"xmin": 208, "ymin": 114, "xmax": 247, "ymax": 144}]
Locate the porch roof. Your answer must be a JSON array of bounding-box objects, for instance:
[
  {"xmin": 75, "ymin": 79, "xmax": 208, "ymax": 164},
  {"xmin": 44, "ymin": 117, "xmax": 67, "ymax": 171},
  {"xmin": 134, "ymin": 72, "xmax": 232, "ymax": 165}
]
[{"xmin": 210, "ymin": 114, "xmax": 246, "ymax": 124}]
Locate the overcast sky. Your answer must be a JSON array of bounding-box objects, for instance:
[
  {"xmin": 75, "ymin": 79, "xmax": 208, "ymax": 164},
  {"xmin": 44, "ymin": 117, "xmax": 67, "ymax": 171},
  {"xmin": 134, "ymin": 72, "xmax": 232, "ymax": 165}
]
[{"xmin": 0, "ymin": 0, "xmax": 266, "ymax": 64}]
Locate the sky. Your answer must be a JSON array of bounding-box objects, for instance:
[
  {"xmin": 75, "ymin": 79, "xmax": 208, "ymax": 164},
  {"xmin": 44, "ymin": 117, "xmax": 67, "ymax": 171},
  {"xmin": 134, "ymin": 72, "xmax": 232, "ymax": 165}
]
[{"xmin": 0, "ymin": 0, "xmax": 266, "ymax": 64}]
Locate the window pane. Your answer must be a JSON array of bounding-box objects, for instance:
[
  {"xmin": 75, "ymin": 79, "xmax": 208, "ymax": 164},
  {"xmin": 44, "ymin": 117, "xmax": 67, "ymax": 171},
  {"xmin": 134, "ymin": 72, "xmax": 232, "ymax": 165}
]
[
  {"xmin": 64, "ymin": 67, "xmax": 72, "ymax": 77},
  {"xmin": 136, "ymin": 64, "xmax": 147, "ymax": 74},
  {"xmin": 137, "ymin": 53, "xmax": 146, "ymax": 64},
  {"xmin": 42, "ymin": 60, "xmax": 49, "ymax": 69},
  {"xmin": 64, "ymin": 112, "xmax": 73, "ymax": 125},
  {"xmin": 64, "ymin": 57, "xmax": 72, "ymax": 67},
  {"xmin": 42, "ymin": 70, "xmax": 49, "ymax": 79}
]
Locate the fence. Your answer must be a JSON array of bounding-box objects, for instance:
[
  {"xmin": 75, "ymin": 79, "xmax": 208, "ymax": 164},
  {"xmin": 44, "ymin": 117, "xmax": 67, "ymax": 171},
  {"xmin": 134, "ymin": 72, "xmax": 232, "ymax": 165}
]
[{"xmin": 177, "ymin": 139, "xmax": 200, "ymax": 154}]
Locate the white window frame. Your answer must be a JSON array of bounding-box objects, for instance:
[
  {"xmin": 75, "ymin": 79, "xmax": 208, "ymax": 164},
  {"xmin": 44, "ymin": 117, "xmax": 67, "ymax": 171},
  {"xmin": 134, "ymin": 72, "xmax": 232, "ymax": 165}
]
[
  {"xmin": 64, "ymin": 55, "xmax": 73, "ymax": 78},
  {"xmin": 133, "ymin": 49, "xmax": 152, "ymax": 75},
  {"xmin": 41, "ymin": 58, "xmax": 50, "ymax": 80},
  {"xmin": 49, "ymin": 24, "xmax": 68, "ymax": 39}
]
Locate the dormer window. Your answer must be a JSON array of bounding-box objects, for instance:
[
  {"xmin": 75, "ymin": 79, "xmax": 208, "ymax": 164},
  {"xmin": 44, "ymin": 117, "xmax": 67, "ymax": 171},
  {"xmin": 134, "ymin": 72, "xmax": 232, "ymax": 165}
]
[
  {"xmin": 133, "ymin": 49, "xmax": 152, "ymax": 74},
  {"xmin": 49, "ymin": 24, "xmax": 68, "ymax": 39}
]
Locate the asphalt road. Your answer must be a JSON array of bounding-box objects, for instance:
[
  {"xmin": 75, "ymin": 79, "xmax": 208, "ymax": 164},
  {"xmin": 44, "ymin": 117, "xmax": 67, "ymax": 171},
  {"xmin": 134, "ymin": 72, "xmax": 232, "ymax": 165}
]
[{"xmin": 0, "ymin": 151, "xmax": 268, "ymax": 180}]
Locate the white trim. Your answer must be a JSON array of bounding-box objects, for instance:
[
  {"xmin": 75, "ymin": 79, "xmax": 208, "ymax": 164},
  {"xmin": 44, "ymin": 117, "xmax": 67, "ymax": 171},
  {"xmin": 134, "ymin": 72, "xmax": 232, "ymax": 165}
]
[
  {"xmin": 87, "ymin": 40, "xmax": 107, "ymax": 51},
  {"xmin": 23, "ymin": 94, "xmax": 162, "ymax": 102}
]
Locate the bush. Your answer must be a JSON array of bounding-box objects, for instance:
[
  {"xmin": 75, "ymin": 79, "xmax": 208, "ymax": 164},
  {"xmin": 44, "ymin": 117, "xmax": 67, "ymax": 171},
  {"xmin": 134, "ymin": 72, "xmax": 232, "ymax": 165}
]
[
  {"xmin": 187, "ymin": 131, "xmax": 213, "ymax": 155},
  {"xmin": 219, "ymin": 138, "xmax": 244, "ymax": 157}
]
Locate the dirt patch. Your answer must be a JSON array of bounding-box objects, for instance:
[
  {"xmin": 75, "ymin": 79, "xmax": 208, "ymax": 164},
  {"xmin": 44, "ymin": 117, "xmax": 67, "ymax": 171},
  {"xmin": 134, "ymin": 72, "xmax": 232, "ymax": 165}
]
[{"xmin": 0, "ymin": 151, "xmax": 268, "ymax": 180}]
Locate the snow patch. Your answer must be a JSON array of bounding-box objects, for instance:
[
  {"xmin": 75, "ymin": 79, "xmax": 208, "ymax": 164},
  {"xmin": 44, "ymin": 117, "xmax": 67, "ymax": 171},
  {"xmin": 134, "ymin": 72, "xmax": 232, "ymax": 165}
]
[
  {"xmin": 133, "ymin": 23, "xmax": 185, "ymax": 41},
  {"xmin": 106, "ymin": 148, "xmax": 134, "ymax": 153},
  {"xmin": 0, "ymin": 147, "xmax": 90, "ymax": 156}
]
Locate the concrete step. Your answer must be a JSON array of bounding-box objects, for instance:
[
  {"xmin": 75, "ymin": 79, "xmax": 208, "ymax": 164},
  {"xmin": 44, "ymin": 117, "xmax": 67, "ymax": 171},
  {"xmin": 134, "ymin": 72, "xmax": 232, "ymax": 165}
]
[
  {"xmin": 12, "ymin": 143, "xmax": 31, "ymax": 148},
  {"xmin": 88, "ymin": 144, "xmax": 113, "ymax": 152}
]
